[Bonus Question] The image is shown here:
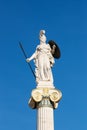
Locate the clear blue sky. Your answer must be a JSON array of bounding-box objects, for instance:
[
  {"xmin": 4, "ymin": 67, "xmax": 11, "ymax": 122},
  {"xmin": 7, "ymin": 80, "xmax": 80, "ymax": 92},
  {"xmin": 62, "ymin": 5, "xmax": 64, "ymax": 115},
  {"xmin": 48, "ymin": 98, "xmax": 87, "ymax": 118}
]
[{"xmin": 0, "ymin": 0, "xmax": 87, "ymax": 130}]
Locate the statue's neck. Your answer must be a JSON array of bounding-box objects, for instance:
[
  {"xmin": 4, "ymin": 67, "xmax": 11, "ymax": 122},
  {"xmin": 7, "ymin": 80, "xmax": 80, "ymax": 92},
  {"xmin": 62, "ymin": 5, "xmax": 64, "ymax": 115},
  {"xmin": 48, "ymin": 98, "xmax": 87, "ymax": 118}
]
[{"xmin": 40, "ymin": 41, "xmax": 46, "ymax": 44}]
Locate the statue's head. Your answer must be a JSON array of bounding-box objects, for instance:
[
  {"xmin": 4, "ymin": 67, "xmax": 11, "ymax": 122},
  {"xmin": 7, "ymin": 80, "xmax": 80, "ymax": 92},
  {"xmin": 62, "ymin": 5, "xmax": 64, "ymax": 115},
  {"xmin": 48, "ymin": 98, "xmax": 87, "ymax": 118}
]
[{"xmin": 39, "ymin": 30, "xmax": 46, "ymax": 43}]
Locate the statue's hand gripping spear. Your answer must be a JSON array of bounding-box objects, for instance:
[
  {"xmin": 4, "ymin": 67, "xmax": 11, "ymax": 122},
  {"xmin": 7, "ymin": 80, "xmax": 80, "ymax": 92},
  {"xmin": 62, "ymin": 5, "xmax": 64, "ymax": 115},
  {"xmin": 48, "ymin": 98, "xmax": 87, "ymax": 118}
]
[{"xmin": 19, "ymin": 42, "xmax": 36, "ymax": 78}]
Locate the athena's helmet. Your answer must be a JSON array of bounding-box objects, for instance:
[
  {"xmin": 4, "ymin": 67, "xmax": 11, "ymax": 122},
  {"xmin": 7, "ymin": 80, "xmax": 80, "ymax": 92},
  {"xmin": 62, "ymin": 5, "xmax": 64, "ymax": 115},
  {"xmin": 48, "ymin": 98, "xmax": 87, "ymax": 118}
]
[{"xmin": 39, "ymin": 30, "xmax": 46, "ymax": 42}]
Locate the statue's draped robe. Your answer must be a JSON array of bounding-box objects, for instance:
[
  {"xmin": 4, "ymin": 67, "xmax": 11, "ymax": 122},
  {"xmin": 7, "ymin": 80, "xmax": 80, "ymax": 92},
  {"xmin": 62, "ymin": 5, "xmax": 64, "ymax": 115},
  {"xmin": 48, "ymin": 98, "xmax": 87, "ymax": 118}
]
[{"xmin": 34, "ymin": 43, "xmax": 54, "ymax": 83}]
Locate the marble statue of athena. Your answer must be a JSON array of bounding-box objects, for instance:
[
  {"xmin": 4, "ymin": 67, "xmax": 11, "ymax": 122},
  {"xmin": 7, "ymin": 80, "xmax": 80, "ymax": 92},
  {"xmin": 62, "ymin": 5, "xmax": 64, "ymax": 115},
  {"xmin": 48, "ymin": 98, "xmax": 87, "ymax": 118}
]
[
  {"xmin": 26, "ymin": 30, "xmax": 60, "ymax": 87},
  {"xmin": 26, "ymin": 30, "xmax": 55, "ymax": 84}
]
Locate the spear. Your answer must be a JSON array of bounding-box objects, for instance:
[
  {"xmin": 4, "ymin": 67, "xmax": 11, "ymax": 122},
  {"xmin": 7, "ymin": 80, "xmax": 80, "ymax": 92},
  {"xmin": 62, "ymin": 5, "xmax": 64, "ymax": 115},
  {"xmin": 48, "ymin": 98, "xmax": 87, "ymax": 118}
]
[{"xmin": 19, "ymin": 42, "xmax": 36, "ymax": 78}]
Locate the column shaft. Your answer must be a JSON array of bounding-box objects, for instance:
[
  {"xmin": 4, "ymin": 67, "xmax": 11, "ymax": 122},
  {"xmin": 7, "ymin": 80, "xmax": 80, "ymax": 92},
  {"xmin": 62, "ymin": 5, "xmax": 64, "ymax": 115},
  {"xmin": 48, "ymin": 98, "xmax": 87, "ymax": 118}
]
[{"xmin": 37, "ymin": 107, "xmax": 54, "ymax": 130}]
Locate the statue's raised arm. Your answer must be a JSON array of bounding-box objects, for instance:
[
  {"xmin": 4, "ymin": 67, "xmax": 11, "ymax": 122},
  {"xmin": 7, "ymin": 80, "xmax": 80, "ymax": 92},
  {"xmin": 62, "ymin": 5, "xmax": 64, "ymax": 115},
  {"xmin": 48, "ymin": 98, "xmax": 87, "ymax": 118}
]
[{"xmin": 26, "ymin": 30, "xmax": 60, "ymax": 87}]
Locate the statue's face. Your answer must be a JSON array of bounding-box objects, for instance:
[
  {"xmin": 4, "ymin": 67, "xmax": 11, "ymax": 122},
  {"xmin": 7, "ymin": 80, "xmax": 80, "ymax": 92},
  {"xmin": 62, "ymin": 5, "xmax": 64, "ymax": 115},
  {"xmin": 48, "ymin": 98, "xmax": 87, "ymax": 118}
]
[{"xmin": 39, "ymin": 34, "xmax": 46, "ymax": 43}]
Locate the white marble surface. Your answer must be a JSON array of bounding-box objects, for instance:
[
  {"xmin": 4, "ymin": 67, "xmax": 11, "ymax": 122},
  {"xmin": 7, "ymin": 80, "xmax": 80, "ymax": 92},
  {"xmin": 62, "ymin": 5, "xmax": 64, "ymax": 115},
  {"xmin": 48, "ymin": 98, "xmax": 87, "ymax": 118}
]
[
  {"xmin": 26, "ymin": 30, "xmax": 54, "ymax": 84},
  {"xmin": 37, "ymin": 107, "xmax": 54, "ymax": 130}
]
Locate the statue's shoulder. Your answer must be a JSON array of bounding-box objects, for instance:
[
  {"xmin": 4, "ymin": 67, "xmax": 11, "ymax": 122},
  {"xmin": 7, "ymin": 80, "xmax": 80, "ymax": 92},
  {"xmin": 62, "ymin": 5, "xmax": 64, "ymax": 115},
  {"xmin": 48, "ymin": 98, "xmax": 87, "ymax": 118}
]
[
  {"xmin": 36, "ymin": 45, "xmax": 40, "ymax": 49},
  {"xmin": 47, "ymin": 43, "xmax": 51, "ymax": 47},
  {"xmin": 46, "ymin": 43, "xmax": 51, "ymax": 50}
]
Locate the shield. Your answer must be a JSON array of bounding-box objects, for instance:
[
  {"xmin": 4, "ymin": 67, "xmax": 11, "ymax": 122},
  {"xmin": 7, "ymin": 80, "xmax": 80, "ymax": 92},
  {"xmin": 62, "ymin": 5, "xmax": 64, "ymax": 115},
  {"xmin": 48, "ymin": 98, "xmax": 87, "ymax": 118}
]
[{"xmin": 48, "ymin": 40, "xmax": 61, "ymax": 59}]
